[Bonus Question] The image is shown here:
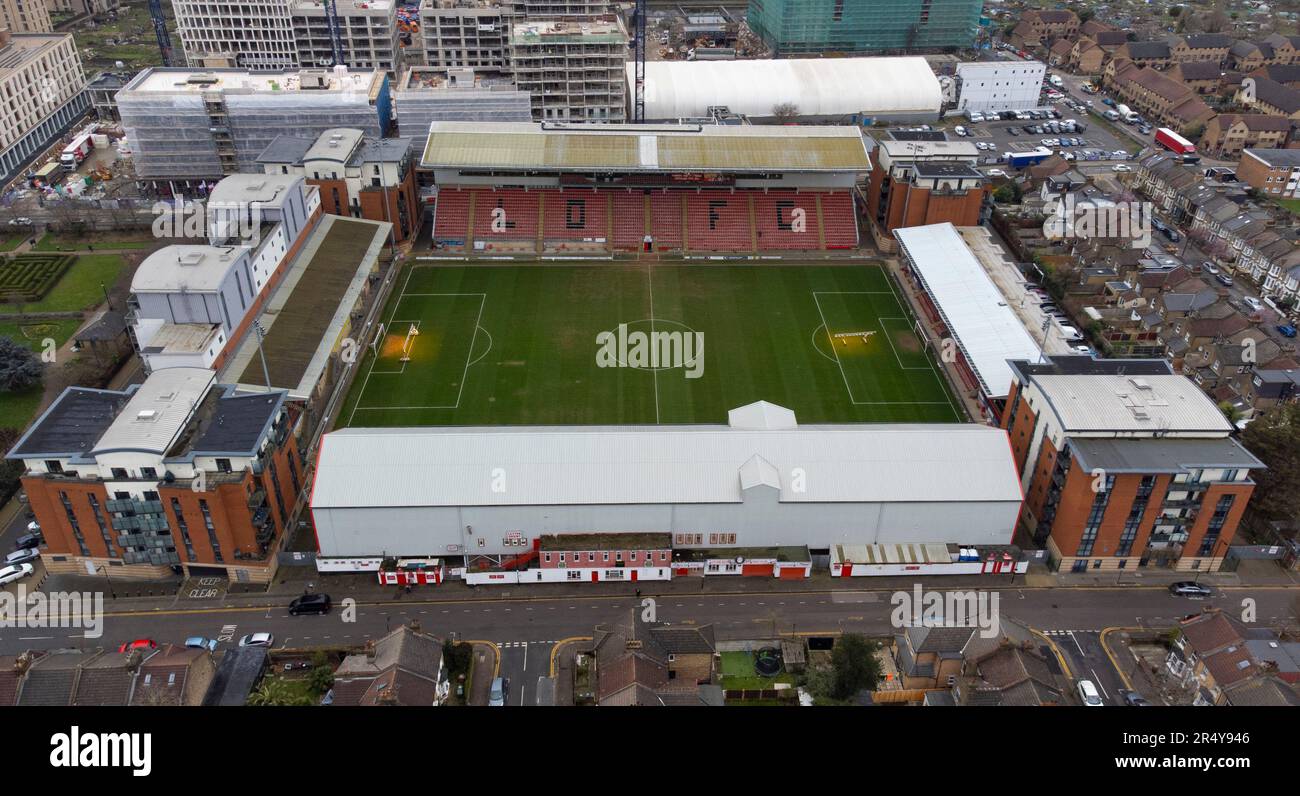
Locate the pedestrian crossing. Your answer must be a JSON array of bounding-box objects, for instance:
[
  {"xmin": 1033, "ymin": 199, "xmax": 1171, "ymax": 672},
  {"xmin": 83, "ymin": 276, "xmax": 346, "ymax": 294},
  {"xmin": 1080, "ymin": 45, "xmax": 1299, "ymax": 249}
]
[
  {"xmin": 1041, "ymin": 630, "xmax": 1093, "ymax": 636},
  {"xmin": 497, "ymin": 640, "xmax": 557, "ymax": 648}
]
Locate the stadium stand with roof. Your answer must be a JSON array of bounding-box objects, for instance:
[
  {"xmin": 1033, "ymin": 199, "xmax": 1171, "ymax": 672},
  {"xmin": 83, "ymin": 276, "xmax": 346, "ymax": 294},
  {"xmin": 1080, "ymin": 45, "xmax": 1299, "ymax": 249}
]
[{"xmin": 420, "ymin": 122, "xmax": 871, "ymax": 254}]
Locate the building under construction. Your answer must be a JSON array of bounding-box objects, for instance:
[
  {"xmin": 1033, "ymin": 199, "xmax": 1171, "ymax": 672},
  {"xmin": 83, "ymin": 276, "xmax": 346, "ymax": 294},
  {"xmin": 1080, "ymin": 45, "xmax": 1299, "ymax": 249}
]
[
  {"xmin": 117, "ymin": 67, "xmax": 391, "ymax": 186},
  {"xmin": 507, "ymin": 16, "xmax": 627, "ymax": 122},
  {"xmin": 392, "ymin": 66, "xmax": 532, "ymax": 154}
]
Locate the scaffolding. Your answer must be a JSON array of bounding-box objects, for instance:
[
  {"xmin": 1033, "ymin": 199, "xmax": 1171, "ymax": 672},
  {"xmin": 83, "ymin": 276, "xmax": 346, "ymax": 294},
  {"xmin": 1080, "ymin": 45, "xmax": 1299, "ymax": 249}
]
[{"xmin": 393, "ymin": 67, "xmax": 532, "ymax": 155}]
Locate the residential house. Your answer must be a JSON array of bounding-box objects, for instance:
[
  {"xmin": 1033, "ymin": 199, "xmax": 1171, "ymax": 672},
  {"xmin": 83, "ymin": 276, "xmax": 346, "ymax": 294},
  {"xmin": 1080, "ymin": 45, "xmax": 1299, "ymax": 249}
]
[
  {"xmin": 1109, "ymin": 42, "xmax": 1172, "ymax": 73},
  {"xmin": 1249, "ymin": 63, "xmax": 1300, "ymax": 88},
  {"xmin": 1200, "ymin": 113, "xmax": 1293, "ymax": 157},
  {"xmin": 1243, "ymin": 367, "xmax": 1300, "ymax": 409},
  {"xmin": 1221, "ymin": 675, "xmax": 1300, "ymax": 706},
  {"xmin": 1238, "ymin": 148, "xmax": 1300, "ymax": 198},
  {"xmin": 131, "ymin": 645, "xmax": 216, "ymax": 706},
  {"xmin": 1258, "ymin": 33, "xmax": 1300, "ymax": 66},
  {"xmin": 1170, "ymin": 34, "xmax": 1235, "ymax": 66},
  {"xmin": 1008, "ymin": 9, "xmax": 1079, "ymax": 50},
  {"xmin": 1240, "ymin": 77, "xmax": 1300, "ymax": 121},
  {"xmin": 953, "ymin": 619, "xmax": 1065, "ymax": 706},
  {"xmin": 1229, "ymin": 40, "xmax": 1272, "ymax": 73},
  {"xmin": 1109, "ymin": 61, "xmax": 1216, "ymax": 134},
  {"xmin": 330, "ymin": 624, "xmax": 450, "ymax": 706},
  {"xmin": 1169, "ymin": 60, "xmax": 1224, "ymax": 95},
  {"xmin": 893, "ymin": 626, "xmax": 976, "ymax": 689},
  {"xmin": 591, "ymin": 608, "xmax": 718, "ymax": 706},
  {"xmin": 1166, "ymin": 609, "xmax": 1260, "ymax": 705}
]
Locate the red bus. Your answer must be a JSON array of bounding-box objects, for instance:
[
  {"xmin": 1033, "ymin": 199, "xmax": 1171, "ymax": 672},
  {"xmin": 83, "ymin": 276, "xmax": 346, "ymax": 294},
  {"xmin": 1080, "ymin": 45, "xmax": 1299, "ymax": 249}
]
[{"xmin": 1154, "ymin": 128, "xmax": 1196, "ymax": 155}]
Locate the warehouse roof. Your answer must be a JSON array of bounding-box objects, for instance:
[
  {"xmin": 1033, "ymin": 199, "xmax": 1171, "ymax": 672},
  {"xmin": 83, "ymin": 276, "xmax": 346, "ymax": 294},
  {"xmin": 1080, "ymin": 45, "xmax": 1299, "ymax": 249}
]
[
  {"xmin": 312, "ymin": 410, "xmax": 1022, "ymax": 509},
  {"xmin": 628, "ymin": 56, "xmax": 942, "ymax": 120},
  {"xmin": 893, "ymin": 223, "xmax": 1042, "ymax": 399},
  {"xmin": 421, "ymin": 121, "xmax": 871, "ymax": 173}
]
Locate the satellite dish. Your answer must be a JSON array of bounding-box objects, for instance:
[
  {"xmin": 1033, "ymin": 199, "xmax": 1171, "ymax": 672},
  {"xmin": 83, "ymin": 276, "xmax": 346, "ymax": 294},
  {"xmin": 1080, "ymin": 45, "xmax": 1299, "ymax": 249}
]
[{"xmin": 735, "ymin": 556, "xmax": 745, "ymax": 565}]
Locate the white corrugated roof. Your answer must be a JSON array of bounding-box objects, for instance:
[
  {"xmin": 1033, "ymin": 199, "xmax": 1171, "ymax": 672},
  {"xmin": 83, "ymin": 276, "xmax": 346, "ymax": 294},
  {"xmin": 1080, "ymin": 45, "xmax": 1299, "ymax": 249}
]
[
  {"xmin": 92, "ymin": 367, "xmax": 215, "ymax": 455},
  {"xmin": 894, "ymin": 223, "xmax": 1042, "ymax": 398},
  {"xmin": 311, "ymin": 420, "xmax": 1022, "ymax": 509},
  {"xmin": 728, "ymin": 400, "xmax": 796, "ymax": 430},
  {"xmin": 1032, "ymin": 374, "xmax": 1234, "ymax": 433},
  {"xmin": 630, "ymin": 56, "xmax": 943, "ymax": 119}
]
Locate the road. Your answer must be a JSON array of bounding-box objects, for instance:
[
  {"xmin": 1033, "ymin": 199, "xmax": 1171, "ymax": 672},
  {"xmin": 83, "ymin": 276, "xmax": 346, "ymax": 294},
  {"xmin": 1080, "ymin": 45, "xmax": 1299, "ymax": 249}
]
[{"xmin": 4, "ymin": 582, "xmax": 1292, "ymax": 658}]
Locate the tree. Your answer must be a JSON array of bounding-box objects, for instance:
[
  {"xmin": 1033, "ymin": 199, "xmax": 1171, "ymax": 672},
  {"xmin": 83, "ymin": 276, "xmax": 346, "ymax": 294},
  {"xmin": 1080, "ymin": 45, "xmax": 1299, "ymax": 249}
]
[
  {"xmin": 829, "ymin": 634, "xmax": 882, "ymax": 700},
  {"xmin": 0, "ymin": 336, "xmax": 43, "ymax": 393},
  {"xmin": 993, "ymin": 182, "xmax": 1022, "ymax": 204},
  {"xmin": 1218, "ymin": 400, "xmax": 1243, "ymax": 425},
  {"xmin": 247, "ymin": 677, "xmax": 314, "ymax": 706},
  {"xmin": 1240, "ymin": 403, "xmax": 1300, "ymax": 532},
  {"xmin": 771, "ymin": 102, "xmax": 800, "ymax": 122},
  {"xmin": 0, "ymin": 428, "xmax": 24, "ymax": 503}
]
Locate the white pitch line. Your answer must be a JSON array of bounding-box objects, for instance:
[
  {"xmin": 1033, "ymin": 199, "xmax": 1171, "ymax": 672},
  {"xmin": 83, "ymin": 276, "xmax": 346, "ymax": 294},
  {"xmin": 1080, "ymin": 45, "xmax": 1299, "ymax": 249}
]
[
  {"xmin": 647, "ymin": 265, "xmax": 660, "ymax": 425},
  {"xmin": 348, "ymin": 267, "xmax": 416, "ymax": 426},
  {"xmin": 811, "ymin": 291, "xmax": 862, "ymax": 405},
  {"xmin": 876, "ymin": 277, "xmax": 963, "ymax": 419}
]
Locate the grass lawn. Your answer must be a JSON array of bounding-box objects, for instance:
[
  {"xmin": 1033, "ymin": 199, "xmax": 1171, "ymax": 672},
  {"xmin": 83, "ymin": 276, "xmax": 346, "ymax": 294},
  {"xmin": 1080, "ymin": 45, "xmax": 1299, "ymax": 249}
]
[
  {"xmin": 0, "ymin": 318, "xmax": 85, "ymax": 350},
  {"xmin": 720, "ymin": 650, "xmax": 799, "ymax": 696},
  {"xmin": 0, "ymin": 232, "xmax": 26, "ymax": 253},
  {"xmin": 2, "ymin": 254, "xmax": 125, "ymax": 314},
  {"xmin": 34, "ymin": 233, "xmax": 154, "ymax": 252},
  {"xmin": 0, "ymin": 385, "xmax": 43, "ymax": 431},
  {"xmin": 339, "ymin": 261, "xmax": 960, "ymax": 427},
  {"xmin": 1273, "ymin": 198, "xmax": 1300, "ymax": 215}
]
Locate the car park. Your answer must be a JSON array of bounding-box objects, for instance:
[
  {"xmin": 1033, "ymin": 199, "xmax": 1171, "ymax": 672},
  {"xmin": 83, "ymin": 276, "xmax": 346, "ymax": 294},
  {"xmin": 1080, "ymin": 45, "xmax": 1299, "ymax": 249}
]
[
  {"xmin": 0, "ymin": 563, "xmax": 33, "ymax": 586},
  {"xmin": 239, "ymin": 632, "xmax": 275, "ymax": 647},
  {"xmin": 1169, "ymin": 582, "xmax": 1213, "ymax": 597},
  {"xmin": 1077, "ymin": 680, "xmax": 1104, "ymax": 706}
]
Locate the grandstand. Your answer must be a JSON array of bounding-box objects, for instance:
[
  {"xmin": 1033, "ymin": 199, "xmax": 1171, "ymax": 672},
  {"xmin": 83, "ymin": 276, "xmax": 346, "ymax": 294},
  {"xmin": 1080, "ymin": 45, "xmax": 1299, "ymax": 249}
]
[{"xmin": 420, "ymin": 122, "xmax": 871, "ymax": 254}]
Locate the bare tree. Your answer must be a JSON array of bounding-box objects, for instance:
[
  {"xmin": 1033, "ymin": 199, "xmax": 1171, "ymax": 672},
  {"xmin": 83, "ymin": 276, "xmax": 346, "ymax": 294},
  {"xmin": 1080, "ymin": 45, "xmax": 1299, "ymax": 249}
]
[{"xmin": 771, "ymin": 102, "xmax": 800, "ymax": 122}]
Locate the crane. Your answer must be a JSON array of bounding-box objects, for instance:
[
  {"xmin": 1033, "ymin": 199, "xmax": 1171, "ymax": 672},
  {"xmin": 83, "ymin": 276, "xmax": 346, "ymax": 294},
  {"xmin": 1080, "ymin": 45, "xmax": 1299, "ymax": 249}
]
[
  {"xmin": 633, "ymin": 0, "xmax": 646, "ymax": 122},
  {"xmin": 325, "ymin": 0, "xmax": 347, "ymax": 68},
  {"xmin": 148, "ymin": 0, "xmax": 173, "ymax": 67}
]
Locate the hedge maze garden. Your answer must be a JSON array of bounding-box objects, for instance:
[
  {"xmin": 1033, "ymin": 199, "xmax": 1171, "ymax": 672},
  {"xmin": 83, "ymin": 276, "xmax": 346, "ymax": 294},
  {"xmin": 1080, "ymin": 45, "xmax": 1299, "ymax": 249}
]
[{"xmin": 0, "ymin": 254, "xmax": 76, "ymax": 304}]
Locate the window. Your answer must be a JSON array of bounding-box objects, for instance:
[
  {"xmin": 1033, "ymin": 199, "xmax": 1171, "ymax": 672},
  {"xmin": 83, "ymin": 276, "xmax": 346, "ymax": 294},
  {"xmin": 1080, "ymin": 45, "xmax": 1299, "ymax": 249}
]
[
  {"xmin": 45, "ymin": 460, "xmax": 63, "ymax": 474},
  {"xmin": 111, "ymin": 468, "xmax": 129, "ymax": 479},
  {"xmin": 141, "ymin": 467, "xmax": 157, "ymax": 480},
  {"xmin": 215, "ymin": 458, "xmax": 232, "ymax": 474}
]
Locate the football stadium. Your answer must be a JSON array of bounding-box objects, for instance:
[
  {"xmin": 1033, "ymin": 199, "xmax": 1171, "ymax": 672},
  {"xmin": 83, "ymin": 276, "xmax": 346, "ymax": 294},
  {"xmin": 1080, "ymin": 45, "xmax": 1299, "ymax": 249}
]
[{"xmin": 335, "ymin": 121, "xmax": 962, "ymax": 427}]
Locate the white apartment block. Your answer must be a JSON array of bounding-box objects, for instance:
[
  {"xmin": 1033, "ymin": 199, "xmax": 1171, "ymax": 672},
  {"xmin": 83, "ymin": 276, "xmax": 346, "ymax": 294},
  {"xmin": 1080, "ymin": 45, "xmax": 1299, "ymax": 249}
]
[
  {"xmin": 172, "ymin": 0, "xmax": 301, "ymax": 70},
  {"xmin": 1, "ymin": 0, "xmax": 51, "ymax": 33},
  {"xmin": 0, "ymin": 29, "xmax": 88, "ymax": 183},
  {"xmin": 507, "ymin": 16, "xmax": 627, "ymax": 121},
  {"xmin": 419, "ymin": 0, "xmax": 511, "ymax": 69},
  {"xmin": 956, "ymin": 60, "xmax": 1046, "ymax": 113},
  {"xmin": 292, "ymin": 0, "xmax": 401, "ymax": 72}
]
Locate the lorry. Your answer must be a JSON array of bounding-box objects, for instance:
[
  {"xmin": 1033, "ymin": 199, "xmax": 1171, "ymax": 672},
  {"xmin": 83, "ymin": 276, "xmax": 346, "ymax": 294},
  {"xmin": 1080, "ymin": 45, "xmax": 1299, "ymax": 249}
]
[
  {"xmin": 59, "ymin": 125, "xmax": 98, "ymax": 170},
  {"xmin": 1006, "ymin": 146, "xmax": 1054, "ymax": 169},
  {"xmin": 1154, "ymin": 127, "xmax": 1196, "ymax": 156},
  {"xmin": 1116, "ymin": 104, "xmax": 1139, "ymax": 123},
  {"xmin": 1049, "ymin": 74, "xmax": 1064, "ymax": 88},
  {"xmin": 29, "ymin": 163, "xmax": 64, "ymax": 188}
]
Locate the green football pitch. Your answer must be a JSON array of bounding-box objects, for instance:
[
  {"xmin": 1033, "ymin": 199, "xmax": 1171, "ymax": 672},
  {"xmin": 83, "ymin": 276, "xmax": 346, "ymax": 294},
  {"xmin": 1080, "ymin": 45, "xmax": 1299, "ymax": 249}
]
[{"xmin": 338, "ymin": 261, "xmax": 962, "ymax": 427}]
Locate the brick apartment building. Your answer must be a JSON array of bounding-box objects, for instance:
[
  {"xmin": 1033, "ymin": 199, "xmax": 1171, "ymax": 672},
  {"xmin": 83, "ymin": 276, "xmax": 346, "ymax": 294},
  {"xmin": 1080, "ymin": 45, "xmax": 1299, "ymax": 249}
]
[
  {"xmin": 1002, "ymin": 355, "xmax": 1263, "ymax": 573},
  {"xmin": 8, "ymin": 367, "xmax": 302, "ymax": 582},
  {"xmin": 257, "ymin": 127, "xmax": 420, "ymax": 244},
  {"xmin": 1199, "ymin": 113, "xmax": 1294, "ymax": 157},
  {"xmin": 1108, "ymin": 60, "xmax": 1216, "ymax": 134},
  {"xmin": 1170, "ymin": 34, "xmax": 1235, "ymax": 66},
  {"xmin": 1238, "ymin": 148, "xmax": 1300, "ymax": 198},
  {"xmin": 1008, "ymin": 9, "xmax": 1079, "ymax": 50},
  {"xmin": 865, "ymin": 133, "xmax": 990, "ymax": 251}
]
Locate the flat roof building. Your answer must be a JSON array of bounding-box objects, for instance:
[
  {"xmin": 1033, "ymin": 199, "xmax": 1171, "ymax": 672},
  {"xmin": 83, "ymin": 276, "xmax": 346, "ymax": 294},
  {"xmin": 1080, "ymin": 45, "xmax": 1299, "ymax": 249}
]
[
  {"xmin": 392, "ymin": 67, "xmax": 532, "ymax": 156},
  {"xmin": 746, "ymin": 0, "xmax": 982, "ymax": 55},
  {"xmin": 0, "ymin": 29, "xmax": 89, "ymax": 184}
]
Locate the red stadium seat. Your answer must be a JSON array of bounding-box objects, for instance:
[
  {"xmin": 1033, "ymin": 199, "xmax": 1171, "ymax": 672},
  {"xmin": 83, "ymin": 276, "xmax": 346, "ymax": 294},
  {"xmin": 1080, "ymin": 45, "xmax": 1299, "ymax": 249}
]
[
  {"xmin": 820, "ymin": 191, "xmax": 860, "ymax": 249},
  {"xmin": 432, "ymin": 188, "xmax": 470, "ymax": 245},
  {"xmin": 472, "ymin": 188, "xmax": 541, "ymax": 242},
  {"xmin": 685, "ymin": 190, "xmax": 752, "ymax": 252},
  {"xmin": 611, "ymin": 191, "xmax": 646, "ymax": 250},
  {"xmin": 543, "ymin": 189, "xmax": 608, "ymax": 243},
  {"xmin": 754, "ymin": 190, "xmax": 821, "ymax": 250},
  {"xmin": 648, "ymin": 191, "xmax": 683, "ymax": 250}
]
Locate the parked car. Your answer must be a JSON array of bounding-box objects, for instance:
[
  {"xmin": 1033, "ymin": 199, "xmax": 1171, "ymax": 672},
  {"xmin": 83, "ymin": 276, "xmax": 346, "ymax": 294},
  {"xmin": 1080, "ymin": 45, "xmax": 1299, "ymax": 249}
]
[
  {"xmin": 1008, "ymin": 127, "xmax": 1020, "ymax": 136},
  {"xmin": 288, "ymin": 593, "xmax": 332, "ymax": 616},
  {"xmin": 1169, "ymin": 581, "xmax": 1213, "ymax": 597},
  {"xmin": 239, "ymin": 632, "xmax": 275, "ymax": 647},
  {"xmin": 13, "ymin": 533, "xmax": 41, "ymax": 550},
  {"xmin": 489, "ymin": 677, "xmax": 509, "ymax": 706},
  {"xmin": 1120, "ymin": 690, "xmax": 1152, "ymax": 706},
  {"xmin": 1278, "ymin": 324, "xmax": 1297, "ymax": 338},
  {"xmin": 1077, "ymin": 680, "xmax": 1104, "ymax": 706},
  {"xmin": 1201, "ymin": 261, "xmax": 1220, "ymax": 275},
  {"xmin": 1112, "ymin": 164, "xmax": 1132, "ymax": 172},
  {"xmin": 987, "ymin": 169, "xmax": 1007, "ymax": 178},
  {"xmin": 1244, "ymin": 296, "xmax": 1264, "ymax": 312},
  {"xmin": 954, "ymin": 125, "xmax": 969, "ymax": 137},
  {"xmin": 1216, "ymin": 273, "xmax": 1234, "ymax": 287},
  {"xmin": 4, "ymin": 547, "xmax": 39, "ymax": 566},
  {"xmin": 117, "ymin": 639, "xmax": 158, "ymax": 653},
  {"xmin": 0, "ymin": 563, "xmax": 34, "ymax": 586},
  {"xmin": 185, "ymin": 637, "xmax": 219, "ymax": 651}
]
